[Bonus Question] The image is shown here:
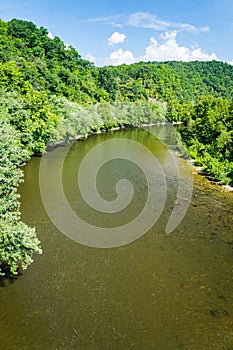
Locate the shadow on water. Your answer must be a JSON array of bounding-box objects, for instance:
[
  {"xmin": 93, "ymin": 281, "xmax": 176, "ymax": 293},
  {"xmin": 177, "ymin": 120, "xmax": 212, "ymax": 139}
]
[{"xmin": 0, "ymin": 266, "xmax": 19, "ymax": 287}]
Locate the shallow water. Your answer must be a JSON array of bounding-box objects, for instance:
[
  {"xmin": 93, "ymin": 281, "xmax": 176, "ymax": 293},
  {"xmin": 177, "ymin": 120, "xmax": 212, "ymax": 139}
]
[{"xmin": 0, "ymin": 127, "xmax": 233, "ymax": 350}]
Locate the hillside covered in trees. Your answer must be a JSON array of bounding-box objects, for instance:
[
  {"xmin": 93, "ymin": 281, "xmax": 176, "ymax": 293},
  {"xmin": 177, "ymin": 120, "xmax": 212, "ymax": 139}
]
[{"xmin": 0, "ymin": 18, "xmax": 233, "ymax": 275}]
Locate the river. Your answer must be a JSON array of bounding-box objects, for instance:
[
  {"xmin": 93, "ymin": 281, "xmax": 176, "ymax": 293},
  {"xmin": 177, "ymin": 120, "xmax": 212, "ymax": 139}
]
[{"xmin": 0, "ymin": 126, "xmax": 233, "ymax": 349}]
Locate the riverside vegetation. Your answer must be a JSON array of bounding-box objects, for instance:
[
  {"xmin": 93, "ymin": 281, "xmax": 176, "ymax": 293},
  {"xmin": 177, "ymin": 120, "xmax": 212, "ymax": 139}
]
[{"xmin": 0, "ymin": 18, "xmax": 233, "ymax": 275}]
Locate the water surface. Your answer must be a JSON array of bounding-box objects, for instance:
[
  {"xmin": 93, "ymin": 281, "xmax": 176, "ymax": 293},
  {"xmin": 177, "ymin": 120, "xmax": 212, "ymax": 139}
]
[{"xmin": 0, "ymin": 127, "xmax": 233, "ymax": 350}]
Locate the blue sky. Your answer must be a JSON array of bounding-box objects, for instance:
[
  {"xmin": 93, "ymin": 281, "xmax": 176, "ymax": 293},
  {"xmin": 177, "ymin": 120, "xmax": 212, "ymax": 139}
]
[{"xmin": 0, "ymin": 0, "xmax": 233, "ymax": 66}]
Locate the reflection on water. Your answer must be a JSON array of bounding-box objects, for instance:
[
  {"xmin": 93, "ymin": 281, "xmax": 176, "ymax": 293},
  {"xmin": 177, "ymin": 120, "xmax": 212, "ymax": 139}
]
[{"xmin": 0, "ymin": 127, "xmax": 233, "ymax": 350}]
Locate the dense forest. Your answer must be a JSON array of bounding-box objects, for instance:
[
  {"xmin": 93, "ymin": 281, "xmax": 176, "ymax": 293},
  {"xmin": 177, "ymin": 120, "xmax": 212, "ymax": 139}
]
[{"xmin": 0, "ymin": 18, "xmax": 233, "ymax": 275}]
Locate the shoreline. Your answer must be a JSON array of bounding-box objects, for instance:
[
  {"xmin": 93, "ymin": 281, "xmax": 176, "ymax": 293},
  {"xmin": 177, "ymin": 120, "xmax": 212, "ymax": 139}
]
[
  {"xmin": 45, "ymin": 121, "xmax": 169, "ymax": 151},
  {"xmin": 192, "ymin": 163, "xmax": 233, "ymax": 192},
  {"xmin": 45, "ymin": 124, "xmax": 233, "ymax": 192}
]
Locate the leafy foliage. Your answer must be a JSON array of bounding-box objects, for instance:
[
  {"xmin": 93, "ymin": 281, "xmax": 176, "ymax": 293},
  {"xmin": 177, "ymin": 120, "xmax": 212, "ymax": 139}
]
[
  {"xmin": 180, "ymin": 96, "xmax": 233, "ymax": 184},
  {"xmin": 50, "ymin": 99, "xmax": 167, "ymax": 143},
  {"xmin": 98, "ymin": 61, "xmax": 233, "ymax": 106},
  {"xmin": 0, "ymin": 119, "xmax": 41, "ymax": 275}
]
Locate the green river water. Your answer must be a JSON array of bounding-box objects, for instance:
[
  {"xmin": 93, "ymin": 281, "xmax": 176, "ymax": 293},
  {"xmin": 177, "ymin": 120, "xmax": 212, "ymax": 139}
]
[{"xmin": 0, "ymin": 126, "xmax": 233, "ymax": 350}]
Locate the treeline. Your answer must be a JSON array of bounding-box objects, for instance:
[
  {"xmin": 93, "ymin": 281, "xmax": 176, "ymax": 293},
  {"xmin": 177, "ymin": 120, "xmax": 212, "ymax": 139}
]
[
  {"xmin": 98, "ymin": 60, "xmax": 233, "ymax": 106},
  {"xmin": 0, "ymin": 18, "xmax": 107, "ymax": 103},
  {"xmin": 0, "ymin": 18, "xmax": 233, "ymax": 274},
  {"xmin": 180, "ymin": 96, "xmax": 233, "ymax": 185},
  {"xmin": 1, "ymin": 18, "xmax": 233, "ymax": 107},
  {"xmin": 0, "ymin": 118, "xmax": 41, "ymax": 275}
]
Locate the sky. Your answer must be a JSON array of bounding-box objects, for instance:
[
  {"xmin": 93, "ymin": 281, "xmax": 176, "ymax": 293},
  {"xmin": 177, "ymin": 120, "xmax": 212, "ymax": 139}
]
[{"xmin": 0, "ymin": 0, "xmax": 233, "ymax": 66}]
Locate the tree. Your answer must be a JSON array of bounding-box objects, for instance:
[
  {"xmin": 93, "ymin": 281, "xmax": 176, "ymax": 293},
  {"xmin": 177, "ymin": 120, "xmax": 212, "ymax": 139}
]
[{"xmin": 0, "ymin": 119, "xmax": 41, "ymax": 275}]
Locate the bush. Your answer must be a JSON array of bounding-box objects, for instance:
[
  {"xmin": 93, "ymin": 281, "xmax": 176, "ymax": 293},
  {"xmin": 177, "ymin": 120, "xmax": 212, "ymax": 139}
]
[{"xmin": 0, "ymin": 119, "xmax": 41, "ymax": 275}]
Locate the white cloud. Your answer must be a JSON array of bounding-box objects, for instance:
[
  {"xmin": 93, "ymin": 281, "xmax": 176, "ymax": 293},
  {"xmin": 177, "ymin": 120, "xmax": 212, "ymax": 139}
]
[
  {"xmin": 102, "ymin": 30, "xmax": 217, "ymax": 66},
  {"xmin": 127, "ymin": 12, "xmax": 171, "ymax": 31},
  {"xmin": 108, "ymin": 32, "xmax": 126, "ymax": 45},
  {"xmin": 88, "ymin": 12, "xmax": 216, "ymax": 66},
  {"xmin": 109, "ymin": 49, "xmax": 135, "ymax": 65},
  {"xmin": 82, "ymin": 15, "xmax": 123, "ymax": 28},
  {"xmin": 84, "ymin": 12, "xmax": 209, "ymax": 34},
  {"xmin": 139, "ymin": 31, "xmax": 217, "ymax": 62},
  {"xmin": 85, "ymin": 52, "xmax": 96, "ymax": 64},
  {"xmin": 47, "ymin": 32, "xmax": 54, "ymax": 39},
  {"xmin": 127, "ymin": 12, "xmax": 209, "ymax": 33},
  {"xmin": 199, "ymin": 26, "xmax": 210, "ymax": 32},
  {"xmin": 228, "ymin": 60, "xmax": 233, "ymax": 65}
]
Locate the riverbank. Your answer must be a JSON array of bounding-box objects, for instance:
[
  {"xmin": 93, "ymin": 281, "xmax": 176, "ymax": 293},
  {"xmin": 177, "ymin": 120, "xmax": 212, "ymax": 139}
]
[
  {"xmin": 45, "ymin": 121, "xmax": 167, "ymax": 152},
  {"xmin": 46, "ymin": 122, "xmax": 233, "ymax": 194},
  {"xmin": 192, "ymin": 163, "xmax": 233, "ymax": 192}
]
